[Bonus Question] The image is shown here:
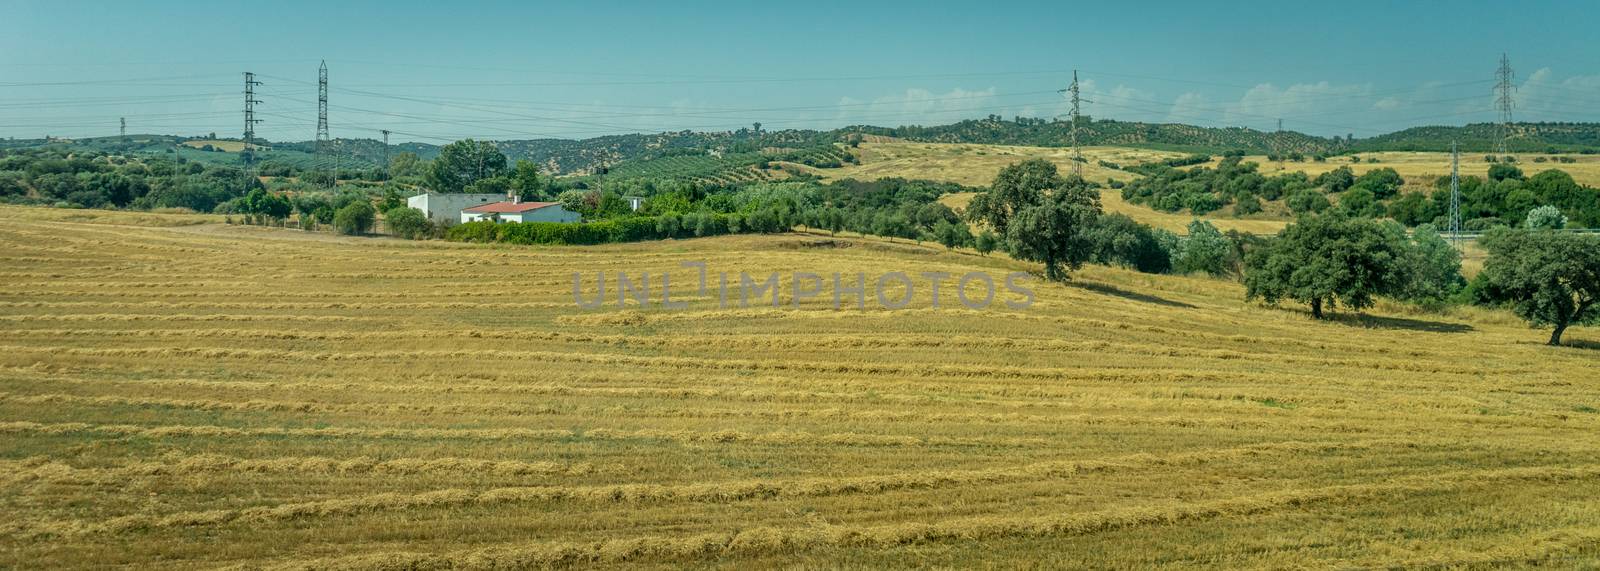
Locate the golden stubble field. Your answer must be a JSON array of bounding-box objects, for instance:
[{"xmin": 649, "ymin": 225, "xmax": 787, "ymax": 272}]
[
  {"xmin": 1200, "ymin": 151, "xmax": 1600, "ymax": 188},
  {"xmin": 938, "ymin": 190, "xmax": 1291, "ymax": 236},
  {"xmin": 817, "ymin": 142, "xmax": 1188, "ymax": 187},
  {"xmin": 1, "ymin": 205, "xmax": 1598, "ymax": 569}
]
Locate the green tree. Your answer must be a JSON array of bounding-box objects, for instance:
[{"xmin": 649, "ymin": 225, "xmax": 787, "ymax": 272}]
[
  {"xmin": 1488, "ymin": 163, "xmax": 1524, "ymax": 182},
  {"xmin": 378, "ymin": 187, "xmax": 406, "ymax": 211},
  {"xmin": 1085, "ymin": 213, "xmax": 1172, "ymax": 274},
  {"xmin": 464, "ymin": 176, "xmax": 512, "ymax": 196},
  {"xmin": 510, "ymin": 159, "xmax": 542, "ymax": 201},
  {"xmin": 1287, "ymin": 189, "xmax": 1331, "ymax": 215},
  {"xmin": 1005, "ymin": 187, "xmax": 1102, "ymax": 281},
  {"xmin": 1525, "ymin": 205, "xmax": 1567, "ymax": 230},
  {"xmin": 1338, "ymin": 187, "xmax": 1385, "ymax": 218},
  {"xmin": 1315, "ymin": 166, "xmax": 1355, "ymax": 193},
  {"xmin": 389, "ymin": 152, "xmax": 423, "ymax": 178},
  {"xmin": 1478, "ymin": 228, "xmax": 1600, "ymax": 345},
  {"xmin": 1351, "ymin": 167, "xmax": 1403, "ymax": 199},
  {"xmin": 384, "ymin": 206, "xmax": 432, "ymax": 240},
  {"xmin": 333, "ymin": 201, "xmax": 376, "ymax": 236},
  {"xmin": 968, "ymin": 159, "xmax": 1102, "ymax": 280},
  {"xmin": 655, "ymin": 213, "xmax": 681, "ymax": 238},
  {"xmin": 966, "ymin": 159, "xmax": 1058, "ymax": 236},
  {"xmin": 425, "ymin": 139, "xmax": 507, "ymax": 193},
  {"xmin": 1172, "ymin": 220, "xmax": 1233, "ymax": 276},
  {"xmin": 933, "ymin": 219, "xmax": 973, "ymax": 250},
  {"xmin": 1398, "ymin": 224, "xmax": 1464, "ymax": 303},
  {"xmin": 1243, "ymin": 213, "xmax": 1409, "ymax": 318},
  {"xmin": 1387, "ymin": 192, "xmax": 1434, "ymax": 226},
  {"xmin": 823, "ymin": 207, "xmax": 845, "ymax": 236},
  {"xmin": 975, "ymin": 230, "xmax": 999, "ymax": 256},
  {"xmin": 239, "ymin": 188, "xmax": 292, "ymax": 222}
]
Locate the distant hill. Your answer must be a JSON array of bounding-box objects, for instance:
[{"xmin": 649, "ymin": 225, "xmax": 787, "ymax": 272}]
[
  {"xmin": 13, "ymin": 120, "xmax": 1600, "ymax": 179},
  {"xmin": 1350, "ymin": 122, "xmax": 1600, "ymax": 153},
  {"xmin": 849, "ymin": 117, "xmax": 1345, "ymax": 155}
]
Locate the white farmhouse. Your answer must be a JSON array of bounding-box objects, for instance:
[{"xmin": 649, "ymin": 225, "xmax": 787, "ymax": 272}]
[
  {"xmin": 461, "ymin": 198, "xmax": 581, "ymax": 224},
  {"xmin": 406, "ymin": 192, "xmax": 506, "ymax": 224}
]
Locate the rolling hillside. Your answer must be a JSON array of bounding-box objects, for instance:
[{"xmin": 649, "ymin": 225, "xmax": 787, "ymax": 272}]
[
  {"xmin": 1, "ymin": 205, "xmax": 1597, "ymax": 568},
  {"xmin": 1352, "ymin": 122, "xmax": 1600, "ymax": 153}
]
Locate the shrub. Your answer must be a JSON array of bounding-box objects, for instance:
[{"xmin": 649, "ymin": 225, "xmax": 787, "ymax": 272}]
[
  {"xmin": 1525, "ymin": 205, "xmax": 1567, "ymax": 230},
  {"xmin": 385, "ymin": 206, "xmax": 433, "ymax": 240},
  {"xmin": 1234, "ymin": 195, "xmax": 1263, "ymax": 216},
  {"xmin": 1171, "ymin": 220, "xmax": 1233, "ymax": 276},
  {"xmin": 1287, "ymin": 189, "xmax": 1330, "ymax": 215},
  {"xmin": 333, "ymin": 201, "xmax": 376, "ymax": 235}
]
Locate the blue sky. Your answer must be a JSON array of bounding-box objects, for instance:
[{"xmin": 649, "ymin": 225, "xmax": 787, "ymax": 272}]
[{"xmin": 3, "ymin": 0, "xmax": 1598, "ymax": 143}]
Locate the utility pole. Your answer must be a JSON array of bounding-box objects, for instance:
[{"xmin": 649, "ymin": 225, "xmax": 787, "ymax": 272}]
[
  {"xmin": 318, "ymin": 60, "xmax": 331, "ymax": 188},
  {"xmin": 1449, "ymin": 141, "xmax": 1462, "ymax": 247},
  {"xmin": 1059, "ymin": 70, "xmax": 1090, "ymax": 178},
  {"xmin": 1277, "ymin": 118, "xmax": 1283, "ymax": 133},
  {"xmin": 1494, "ymin": 53, "xmax": 1516, "ymax": 157},
  {"xmin": 243, "ymin": 72, "xmax": 262, "ymax": 166},
  {"xmin": 380, "ymin": 129, "xmax": 391, "ymax": 181},
  {"xmin": 120, "ymin": 117, "xmax": 126, "ymax": 139}
]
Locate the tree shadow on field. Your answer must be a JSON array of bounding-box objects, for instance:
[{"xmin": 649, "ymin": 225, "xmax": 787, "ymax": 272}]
[
  {"xmin": 1072, "ymin": 281, "xmax": 1196, "ymax": 309},
  {"xmin": 1556, "ymin": 338, "xmax": 1600, "ymax": 351},
  {"xmin": 1327, "ymin": 313, "xmax": 1475, "ymax": 334}
]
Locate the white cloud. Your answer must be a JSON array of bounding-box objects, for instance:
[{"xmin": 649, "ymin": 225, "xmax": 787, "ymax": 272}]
[{"xmin": 1166, "ymin": 92, "xmax": 1215, "ymax": 125}]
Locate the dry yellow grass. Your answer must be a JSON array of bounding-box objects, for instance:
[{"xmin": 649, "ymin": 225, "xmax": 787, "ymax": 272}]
[
  {"xmin": 822, "ymin": 142, "xmax": 1289, "ymax": 235},
  {"xmin": 1203, "ymin": 151, "xmax": 1600, "ymax": 188},
  {"xmin": 938, "ymin": 190, "xmax": 1289, "ymax": 235},
  {"xmin": 819, "ymin": 142, "xmax": 1188, "ymax": 187},
  {"xmin": 180, "ymin": 139, "xmax": 247, "ymax": 152},
  {"xmin": 1, "ymin": 205, "xmax": 1597, "ymax": 569}
]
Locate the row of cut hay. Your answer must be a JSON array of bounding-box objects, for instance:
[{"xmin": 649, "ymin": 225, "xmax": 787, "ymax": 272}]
[
  {"xmin": 248, "ymin": 464, "xmax": 1600, "ymax": 570},
  {"xmin": 0, "ymin": 356, "xmax": 1549, "ymax": 419},
  {"xmin": 1, "ymin": 454, "xmax": 611, "ymax": 489},
  {"xmin": 0, "ymin": 344, "xmax": 1513, "ymax": 385},
  {"xmin": 0, "ymin": 391, "xmax": 1318, "ymax": 432},
  {"xmin": 0, "ymin": 314, "xmax": 369, "ymax": 323},
  {"xmin": 0, "ymin": 421, "xmax": 1042, "ymax": 449},
  {"xmin": 9, "ymin": 439, "xmax": 1404, "ymax": 538},
  {"xmin": 2, "ymin": 327, "xmax": 1423, "ymax": 369},
  {"xmin": 0, "ymin": 300, "xmax": 572, "ymax": 310}
]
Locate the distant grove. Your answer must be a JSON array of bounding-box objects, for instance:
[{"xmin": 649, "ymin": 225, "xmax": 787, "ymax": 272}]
[{"xmin": 1, "ymin": 131, "xmax": 1595, "ymax": 345}]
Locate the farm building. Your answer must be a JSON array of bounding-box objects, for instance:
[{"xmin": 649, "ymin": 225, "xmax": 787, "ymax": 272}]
[
  {"xmin": 406, "ymin": 192, "xmax": 506, "ymax": 224},
  {"xmin": 461, "ymin": 199, "xmax": 580, "ymax": 224}
]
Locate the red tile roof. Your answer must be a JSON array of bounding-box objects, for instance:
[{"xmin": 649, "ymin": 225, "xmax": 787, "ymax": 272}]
[{"xmin": 462, "ymin": 201, "xmax": 560, "ymax": 213}]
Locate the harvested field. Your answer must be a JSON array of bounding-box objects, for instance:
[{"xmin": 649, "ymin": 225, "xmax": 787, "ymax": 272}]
[{"xmin": 0, "ymin": 206, "xmax": 1597, "ymax": 569}]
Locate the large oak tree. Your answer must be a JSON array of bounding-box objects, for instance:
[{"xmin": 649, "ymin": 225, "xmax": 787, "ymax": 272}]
[{"xmin": 1478, "ymin": 228, "xmax": 1600, "ymax": 345}]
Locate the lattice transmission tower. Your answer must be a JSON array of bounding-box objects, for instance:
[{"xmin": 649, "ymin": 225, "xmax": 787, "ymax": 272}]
[
  {"xmin": 242, "ymin": 72, "xmax": 262, "ymax": 165},
  {"xmin": 317, "ymin": 60, "xmax": 331, "ymax": 186},
  {"xmin": 1449, "ymin": 141, "xmax": 1462, "ymax": 247},
  {"xmin": 1059, "ymin": 70, "xmax": 1090, "ymax": 178},
  {"xmin": 1494, "ymin": 53, "xmax": 1516, "ymax": 157}
]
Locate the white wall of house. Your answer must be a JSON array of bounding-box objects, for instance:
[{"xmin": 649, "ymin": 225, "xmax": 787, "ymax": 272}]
[
  {"xmin": 407, "ymin": 193, "xmax": 505, "ymax": 224},
  {"xmin": 519, "ymin": 205, "xmax": 581, "ymax": 223},
  {"xmin": 461, "ymin": 205, "xmax": 581, "ymax": 224}
]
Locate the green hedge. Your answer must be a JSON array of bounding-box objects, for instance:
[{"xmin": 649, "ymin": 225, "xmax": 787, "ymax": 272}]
[{"xmin": 446, "ymin": 213, "xmax": 753, "ymax": 246}]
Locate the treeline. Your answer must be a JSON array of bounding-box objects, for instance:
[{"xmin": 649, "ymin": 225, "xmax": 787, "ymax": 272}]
[
  {"xmin": 853, "ymin": 117, "xmax": 1345, "ymax": 154},
  {"xmin": 1244, "ymin": 214, "xmax": 1600, "ymax": 345},
  {"xmin": 446, "ymin": 177, "xmax": 973, "ymax": 247},
  {"xmin": 1120, "ymin": 155, "xmax": 1600, "ymax": 228},
  {"xmin": 963, "ymin": 159, "xmax": 1597, "ymax": 346},
  {"xmin": 1352, "ymin": 122, "xmax": 1600, "ymax": 153},
  {"xmin": 0, "ymin": 148, "xmax": 263, "ymax": 212}
]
